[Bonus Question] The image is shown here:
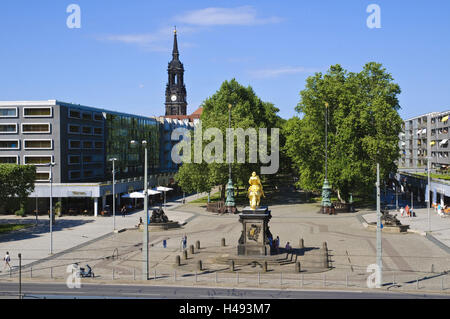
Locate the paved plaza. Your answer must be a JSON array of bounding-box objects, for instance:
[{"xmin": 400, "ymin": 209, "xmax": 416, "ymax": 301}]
[{"xmin": 1, "ymin": 190, "xmax": 449, "ymax": 295}]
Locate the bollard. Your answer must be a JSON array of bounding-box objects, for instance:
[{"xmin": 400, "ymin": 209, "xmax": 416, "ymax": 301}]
[
  {"xmin": 30, "ymin": 267, "xmax": 32, "ymax": 278},
  {"xmin": 221, "ymin": 238, "xmax": 226, "ymax": 247},
  {"xmin": 190, "ymin": 245, "xmax": 195, "ymax": 255},
  {"xmin": 229, "ymin": 260, "xmax": 235, "ymax": 272},
  {"xmin": 263, "ymin": 261, "xmax": 268, "ymax": 273},
  {"xmin": 196, "ymin": 240, "xmax": 200, "ymax": 250},
  {"xmin": 183, "ymin": 250, "xmax": 188, "ymax": 260},
  {"xmin": 295, "ymin": 262, "xmax": 301, "ymax": 273},
  {"xmin": 176, "ymin": 255, "xmax": 181, "ymax": 266},
  {"xmin": 133, "ymin": 268, "xmax": 135, "ymax": 280},
  {"xmin": 299, "ymin": 238, "xmax": 304, "ymax": 249},
  {"xmin": 431, "ymin": 264, "xmax": 435, "ymax": 274},
  {"xmin": 197, "ymin": 260, "xmax": 203, "ymax": 271}
]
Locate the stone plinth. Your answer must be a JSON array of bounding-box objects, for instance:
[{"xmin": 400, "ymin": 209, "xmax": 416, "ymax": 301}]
[{"xmin": 237, "ymin": 206, "xmax": 272, "ymax": 256}]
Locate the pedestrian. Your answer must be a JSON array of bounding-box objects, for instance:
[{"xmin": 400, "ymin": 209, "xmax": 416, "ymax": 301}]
[
  {"xmin": 438, "ymin": 203, "xmax": 442, "ymax": 216},
  {"xmin": 182, "ymin": 235, "xmax": 187, "ymax": 250},
  {"xmin": 3, "ymin": 252, "xmax": 11, "ymax": 271},
  {"xmin": 405, "ymin": 205, "xmax": 410, "ymax": 217},
  {"xmin": 285, "ymin": 242, "xmax": 292, "ymax": 252},
  {"xmin": 400, "ymin": 207, "xmax": 405, "ymax": 217},
  {"xmin": 163, "ymin": 239, "xmax": 167, "ymax": 248},
  {"xmin": 121, "ymin": 205, "xmax": 126, "ymax": 217},
  {"xmin": 275, "ymin": 236, "xmax": 280, "ymax": 254}
]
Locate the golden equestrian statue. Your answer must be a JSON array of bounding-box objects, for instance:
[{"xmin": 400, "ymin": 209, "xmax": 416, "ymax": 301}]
[{"xmin": 248, "ymin": 172, "xmax": 265, "ymax": 210}]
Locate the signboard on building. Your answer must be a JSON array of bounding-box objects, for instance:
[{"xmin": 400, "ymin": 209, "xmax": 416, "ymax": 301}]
[{"xmin": 67, "ymin": 191, "xmax": 92, "ymax": 197}]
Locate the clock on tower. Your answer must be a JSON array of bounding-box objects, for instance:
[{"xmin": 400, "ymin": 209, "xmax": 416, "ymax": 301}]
[{"xmin": 165, "ymin": 28, "xmax": 187, "ymax": 116}]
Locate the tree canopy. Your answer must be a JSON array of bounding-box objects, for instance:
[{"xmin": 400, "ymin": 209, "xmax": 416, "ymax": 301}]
[
  {"xmin": 284, "ymin": 62, "xmax": 402, "ymax": 202},
  {"xmin": 0, "ymin": 164, "xmax": 36, "ymax": 208},
  {"xmin": 175, "ymin": 79, "xmax": 284, "ymax": 196}
]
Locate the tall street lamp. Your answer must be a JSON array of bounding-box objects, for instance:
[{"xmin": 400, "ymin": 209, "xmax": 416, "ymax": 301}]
[
  {"xmin": 109, "ymin": 158, "xmax": 118, "ymax": 231},
  {"xmin": 376, "ymin": 163, "xmax": 382, "ymax": 287},
  {"xmin": 321, "ymin": 102, "xmax": 332, "ymax": 214},
  {"xmin": 225, "ymin": 103, "xmax": 236, "ymax": 213},
  {"xmin": 131, "ymin": 140, "xmax": 149, "ymax": 280},
  {"xmin": 427, "ymin": 156, "xmax": 432, "ymax": 232},
  {"xmin": 47, "ymin": 161, "xmax": 56, "ymax": 255}
]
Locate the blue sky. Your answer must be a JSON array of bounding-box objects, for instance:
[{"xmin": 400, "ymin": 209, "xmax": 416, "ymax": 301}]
[{"xmin": 0, "ymin": 0, "xmax": 449, "ymax": 120}]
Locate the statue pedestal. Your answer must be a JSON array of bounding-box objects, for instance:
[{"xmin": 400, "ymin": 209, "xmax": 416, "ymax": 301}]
[{"xmin": 237, "ymin": 206, "xmax": 272, "ymax": 256}]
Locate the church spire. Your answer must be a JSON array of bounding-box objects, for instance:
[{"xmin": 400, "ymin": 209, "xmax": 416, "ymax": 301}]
[{"xmin": 172, "ymin": 26, "xmax": 179, "ymax": 60}]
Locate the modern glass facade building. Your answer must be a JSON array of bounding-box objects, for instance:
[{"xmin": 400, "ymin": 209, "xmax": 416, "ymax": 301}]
[{"xmin": 0, "ymin": 100, "xmax": 189, "ymax": 216}]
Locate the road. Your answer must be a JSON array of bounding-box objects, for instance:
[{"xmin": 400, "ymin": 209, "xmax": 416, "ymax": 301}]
[{"xmin": 0, "ymin": 282, "xmax": 448, "ymax": 299}]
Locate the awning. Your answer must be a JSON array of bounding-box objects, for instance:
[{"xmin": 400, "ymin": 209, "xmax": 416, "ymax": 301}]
[
  {"xmin": 121, "ymin": 190, "xmax": 162, "ymax": 198},
  {"xmin": 439, "ymin": 139, "xmax": 448, "ymax": 146},
  {"xmin": 442, "ymin": 115, "xmax": 449, "ymax": 122},
  {"xmin": 154, "ymin": 186, "xmax": 173, "ymax": 192}
]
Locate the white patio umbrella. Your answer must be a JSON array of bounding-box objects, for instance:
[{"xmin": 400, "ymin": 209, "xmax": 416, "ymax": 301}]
[
  {"xmin": 153, "ymin": 186, "xmax": 173, "ymax": 208},
  {"xmin": 121, "ymin": 190, "xmax": 162, "ymax": 198}
]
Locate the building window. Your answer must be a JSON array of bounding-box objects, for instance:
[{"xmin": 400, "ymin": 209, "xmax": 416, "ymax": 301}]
[
  {"xmin": 22, "ymin": 123, "xmax": 51, "ymax": 133},
  {"xmin": 68, "ymin": 124, "xmax": 80, "ymax": 134},
  {"xmin": 0, "ymin": 156, "xmax": 18, "ymax": 164},
  {"xmin": 69, "ymin": 171, "xmax": 81, "ymax": 180},
  {"xmin": 69, "ymin": 109, "xmax": 81, "ymax": 119},
  {"xmin": 94, "ymin": 113, "xmax": 103, "ymax": 121},
  {"xmin": 0, "ymin": 123, "xmax": 18, "ymax": 134},
  {"xmin": 69, "ymin": 140, "xmax": 81, "ymax": 149},
  {"xmin": 83, "ymin": 155, "xmax": 93, "ymax": 163},
  {"xmin": 24, "ymin": 139, "xmax": 53, "ymax": 150},
  {"xmin": 23, "ymin": 107, "xmax": 52, "ymax": 117},
  {"xmin": 35, "ymin": 172, "xmax": 51, "ymax": 181},
  {"xmin": 84, "ymin": 170, "xmax": 93, "ymax": 178},
  {"xmin": 68, "ymin": 155, "xmax": 81, "ymax": 164},
  {"xmin": 83, "ymin": 141, "xmax": 93, "ymax": 149},
  {"xmin": 94, "ymin": 141, "xmax": 103, "ymax": 149},
  {"xmin": 0, "ymin": 107, "xmax": 18, "ymax": 118},
  {"xmin": 82, "ymin": 112, "xmax": 92, "ymax": 121},
  {"xmin": 0, "ymin": 140, "xmax": 19, "ymax": 150},
  {"xmin": 93, "ymin": 127, "xmax": 103, "ymax": 135},
  {"xmin": 24, "ymin": 156, "xmax": 52, "ymax": 165},
  {"xmin": 82, "ymin": 126, "xmax": 93, "ymax": 135}
]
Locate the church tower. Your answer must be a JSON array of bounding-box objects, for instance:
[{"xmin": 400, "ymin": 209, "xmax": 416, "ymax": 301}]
[{"xmin": 165, "ymin": 28, "xmax": 187, "ymax": 116}]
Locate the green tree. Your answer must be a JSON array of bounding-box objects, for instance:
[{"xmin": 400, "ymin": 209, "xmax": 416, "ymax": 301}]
[
  {"xmin": 0, "ymin": 164, "xmax": 36, "ymax": 213},
  {"xmin": 284, "ymin": 63, "xmax": 402, "ymax": 202},
  {"xmin": 175, "ymin": 79, "xmax": 283, "ymax": 198}
]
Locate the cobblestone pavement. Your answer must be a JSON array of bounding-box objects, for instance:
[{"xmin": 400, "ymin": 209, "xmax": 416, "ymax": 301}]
[{"xmin": 2, "ymin": 191, "xmax": 449, "ymax": 295}]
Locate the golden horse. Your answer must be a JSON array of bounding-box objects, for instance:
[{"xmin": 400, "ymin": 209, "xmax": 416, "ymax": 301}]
[{"xmin": 248, "ymin": 172, "xmax": 265, "ymax": 210}]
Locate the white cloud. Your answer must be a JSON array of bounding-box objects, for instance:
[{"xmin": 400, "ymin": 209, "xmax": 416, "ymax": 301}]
[
  {"xmin": 248, "ymin": 66, "xmax": 320, "ymax": 79},
  {"xmin": 99, "ymin": 26, "xmax": 198, "ymax": 52},
  {"xmin": 174, "ymin": 6, "xmax": 282, "ymax": 26},
  {"xmin": 139, "ymin": 84, "xmax": 145, "ymax": 89}
]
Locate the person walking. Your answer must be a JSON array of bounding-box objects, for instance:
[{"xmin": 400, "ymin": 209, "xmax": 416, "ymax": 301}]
[
  {"xmin": 183, "ymin": 235, "xmax": 187, "ymax": 250},
  {"xmin": 163, "ymin": 239, "xmax": 167, "ymax": 248},
  {"xmin": 3, "ymin": 252, "xmax": 11, "ymax": 271},
  {"xmin": 121, "ymin": 205, "xmax": 127, "ymax": 217}
]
